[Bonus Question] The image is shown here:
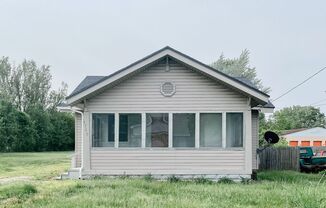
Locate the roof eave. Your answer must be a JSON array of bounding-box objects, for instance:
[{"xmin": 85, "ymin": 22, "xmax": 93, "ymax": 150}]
[{"xmin": 66, "ymin": 47, "xmax": 270, "ymax": 105}]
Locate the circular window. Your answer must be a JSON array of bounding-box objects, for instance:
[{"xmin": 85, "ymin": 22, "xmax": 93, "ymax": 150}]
[{"xmin": 161, "ymin": 82, "xmax": 176, "ymax": 97}]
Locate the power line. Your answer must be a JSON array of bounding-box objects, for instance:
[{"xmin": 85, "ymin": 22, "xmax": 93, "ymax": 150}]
[
  {"xmin": 310, "ymin": 97, "xmax": 326, "ymax": 106},
  {"xmin": 271, "ymin": 66, "xmax": 326, "ymax": 102},
  {"xmin": 313, "ymin": 103, "xmax": 326, "ymax": 107}
]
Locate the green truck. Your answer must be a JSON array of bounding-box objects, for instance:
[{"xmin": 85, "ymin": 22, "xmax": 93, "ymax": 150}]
[{"xmin": 300, "ymin": 147, "xmax": 326, "ymax": 172}]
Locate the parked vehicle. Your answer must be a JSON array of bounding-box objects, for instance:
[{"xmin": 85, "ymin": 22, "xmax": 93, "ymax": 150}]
[
  {"xmin": 300, "ymin": 147, "xmax": 326, "ymax": 172},
  {"xmin": 315, "ymin": 150, "xmax": 326, "ymax": 157}
]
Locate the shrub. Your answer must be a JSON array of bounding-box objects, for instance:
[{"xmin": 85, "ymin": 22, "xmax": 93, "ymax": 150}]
[
  {"xmin": 194, "ymin": 177, "xmax": 213, "ymax": 184},
  {"xmin": 217, "ymin": 177, "xmax": 234, "ymax": 184},
  {"xmin": 167, "ymin": 175, "xmax": 180, "ymax": 183},
  {"xmin": 143, "ymin": 173, "xmax": 153, "ymax": 182},
  {"xmin": 240, "ymin": 177, "xmax": 252, "ymax": 184}
]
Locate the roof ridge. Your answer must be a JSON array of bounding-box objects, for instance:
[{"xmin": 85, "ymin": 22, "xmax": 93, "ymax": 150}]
[{"xmin": 67, "ymin": 46, "xmax": 270, "ymax": 100}]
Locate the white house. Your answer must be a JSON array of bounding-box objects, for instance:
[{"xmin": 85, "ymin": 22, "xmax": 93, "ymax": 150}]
[{"xmin": 59, "ymin": 46, "xmax": 274, "ymax": 180}]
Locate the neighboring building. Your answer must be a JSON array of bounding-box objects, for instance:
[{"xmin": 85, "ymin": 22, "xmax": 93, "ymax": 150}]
[
  {"xmin": 282, "ymin": 127, "xmax": 326, "ymax": 147},
  {"xmin": 58, "ymin": 46, "xmax": 274, "ymax": 180}
]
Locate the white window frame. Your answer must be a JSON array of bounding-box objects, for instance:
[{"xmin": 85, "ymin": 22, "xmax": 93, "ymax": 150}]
[{"xmin": 90, "ymin": 111, "xmax": 246, "ymax": 151}]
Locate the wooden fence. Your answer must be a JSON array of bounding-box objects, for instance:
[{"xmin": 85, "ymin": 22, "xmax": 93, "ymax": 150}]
[
  {"xmin": 258, "ymin": 146, "xmax": 326, "ymax": 171},
  {"xmin": 258, "ymin": 147, "xmax": 300, "ymax": 171}
]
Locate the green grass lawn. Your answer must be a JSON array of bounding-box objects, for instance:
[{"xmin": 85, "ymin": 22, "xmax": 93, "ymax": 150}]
[{"xmin": 1, "ymin": 152, "xmax": 326, "ymax": 208}]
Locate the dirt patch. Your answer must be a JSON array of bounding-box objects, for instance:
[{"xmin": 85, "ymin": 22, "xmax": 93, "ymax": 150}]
[{"xmin": 0, "ymin": 176, "xmax": 33, "ymax": 185}]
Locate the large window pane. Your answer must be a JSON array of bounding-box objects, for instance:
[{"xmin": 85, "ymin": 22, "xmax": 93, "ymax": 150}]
[
  {"xmin": 146, "ymin": 113, "xmax": 168, "ymax": 147},
  {"xmin": 119, "ymin": 114, "xmax": 142, "ymax": 147},
  {"xmin": 200, "ymin": 113, "xmax": 222, "ymax": 147},
  {"xmin": 226, "ymin": 113, "xmax": 243, "ymax": 147},
  {"xmin": 173, "ymin": 113, "xmax": 195, "ymax": 147},
  {"xmin": 92, "ymin": 114, "xmax": 115, "ymax": 147}
]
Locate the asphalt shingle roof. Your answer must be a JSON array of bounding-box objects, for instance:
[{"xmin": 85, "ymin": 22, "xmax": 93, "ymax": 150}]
[
  {"xmin": 67, "ymin": 47, "xmax": 272, "ymax": 107},
  {"xmin": 71, "ymin": 76, "xmax": 105, "ymax": 96}
]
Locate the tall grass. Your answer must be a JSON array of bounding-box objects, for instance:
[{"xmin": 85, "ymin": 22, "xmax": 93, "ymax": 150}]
[{"xmin": 1, "ymin": 152, "xmax": 326, "ymax": 207}]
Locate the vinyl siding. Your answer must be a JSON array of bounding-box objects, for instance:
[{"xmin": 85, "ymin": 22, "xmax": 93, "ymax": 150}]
[
  {"xmin": 90, "ymin": 150, "xmax": 245, "ymax": 175},
  {"xmin": 251, "ymin": 110, "xmax": 259, "ymax": 169},
  {"xmin": 85, "ymin": 61, "xmax": 250, "ymax": 175},
  {"xmin": 87, "ymin": 63, "xmax": 248, "ymax": 112},
  {"xmin": 75, "ymin": 113, "xmax": 82, "ymax": 168}
]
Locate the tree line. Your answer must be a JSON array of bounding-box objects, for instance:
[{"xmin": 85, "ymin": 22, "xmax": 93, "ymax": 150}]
[
  {"xmin": 1, "ymin": 51, "xmax": 325, "ymax": 151},
  {"xmin": 0, "ymin": 57, "xmax": 74, "ymax": 152},
  {"xmin": 210, "ymin": 50, "xmax": 326, "ymax": 146}
]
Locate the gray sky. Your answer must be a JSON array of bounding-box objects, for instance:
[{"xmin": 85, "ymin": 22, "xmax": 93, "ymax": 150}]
[{"xmin": 0, "ymin": 0, "xmax": 325, "ymax": 113}]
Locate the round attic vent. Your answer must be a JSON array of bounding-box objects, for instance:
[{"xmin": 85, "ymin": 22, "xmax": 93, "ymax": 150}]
[{"xmin": 161, "ymin": 82, "xmax": 176, "ymax": 97}]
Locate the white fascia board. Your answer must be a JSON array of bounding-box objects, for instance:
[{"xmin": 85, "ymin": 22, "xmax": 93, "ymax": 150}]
[
  {"xmin": 252, "ymin": 107, "xmax": 274, "ymax": 113},
  {"xmin": 166, "ymin": 50, "xmax": 269, "ymax": 103},
  {"xmin": 57, "ymin": 106, "xmax": 72, "ymax": 112},
  {"xmin": 67, "ymin": 48, "xmax": 269, "ymax": 104},
  {"xmin": 66, "ymin": 49, "xmax": 170, "ymax": 104}
]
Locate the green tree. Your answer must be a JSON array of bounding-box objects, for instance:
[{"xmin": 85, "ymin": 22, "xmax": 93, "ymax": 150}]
[
  {"xmin": 0, "ymin": 100, "xmax": 17, "ymax": 151},
  {"xmin": 0, "ymin": 57, "xmax": 74, "ymax": 152},
  {"xmin": 48, "ymin": 111, "xmax": 74, "ymax": 151},
  {"xmin": 210, "ymin": 49, "xmax": 270, "ymax": 93},
  {"xmin": 272, "ymin": 106, "xmax": 326, "ymax": 130},
  {"xmin": 0, "ymin": 100, "xmax": 35, "ymax": 152},
  {"xmin": 258, "ymin": 106, "xmax": 326, "ymax": 146},
  {"xmin": 12, "ymin": 111, "xmax": 35, "ymax": 152}
]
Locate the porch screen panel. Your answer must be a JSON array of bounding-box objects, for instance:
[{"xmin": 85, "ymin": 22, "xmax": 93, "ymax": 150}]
[
  {"xmin": 119, "ymin": 114, "xmax": 142, "ymax": 147},
  {"xmin": 146, "ymin": 113, "xmax": 169, "ymax": 147},
  {"xmin": 200, "ymin": 113, "xmax": 222, "ymax": 147},
  {"xmin": 173, "ymin": 113, "xmax": 195, "ymax": 147},
  {"xmin": 226, "ymin": 113, "xmax": 243, "ymax": 147},
  {"xmin": 92, "ymin": 114, "xmax": 115, "ymax": 147}
]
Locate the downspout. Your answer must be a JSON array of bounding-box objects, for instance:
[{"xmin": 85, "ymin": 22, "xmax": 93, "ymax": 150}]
[{"xmin": 72, "ymin": 108, "xmax": 84, "ymax": 179}]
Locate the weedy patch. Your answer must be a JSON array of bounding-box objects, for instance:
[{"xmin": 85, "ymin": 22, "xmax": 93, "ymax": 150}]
[
  {"xmin": 0, "ymin": 184, "xmax": 37, "ymax": 200},
  {"xmin": 143, "ymin": 173, "xmax": 153, "ymax": 182},
  {"xmin": 240, "ymin": 177, "xmax": 253, "ymax": 184},
  {"xmin": 217, "ymin": 177, "xmax": 235, "ymax": 184},
  {"xmin": 194, "ymin": 177, "xmax": 213, "ymax": 184},
  {"xmin": 167, "ymin": 175, "xmax": 181, "ymax": 183}
]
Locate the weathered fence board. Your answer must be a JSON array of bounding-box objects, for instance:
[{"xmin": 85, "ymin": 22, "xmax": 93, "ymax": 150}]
[{"xmin": 258, "ymin": 147, "xmax": 300, "ymax": 171}]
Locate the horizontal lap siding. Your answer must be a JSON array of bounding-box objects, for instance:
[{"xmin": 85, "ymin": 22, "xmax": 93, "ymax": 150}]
[
  {"xmin": 90, "ymin": 150, "xmax": 245, "ymax": 174},
  {"xmin": 252, "ymin": 110, "xmax": 259, "ymax": 169},
  {"xmin": 75, "ymin": 113, "xmax": 82, "ymax": 167},
  {"xmin": 87, "ymin": 64, "xmax": 248, "ymax": 112},
  {"xmin": 86, "ymin": 62, "xmax": 248, "ymax": 174}
]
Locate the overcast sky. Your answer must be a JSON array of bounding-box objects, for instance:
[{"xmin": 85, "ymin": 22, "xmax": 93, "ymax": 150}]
[{"xmin": 0, "ymin": 0, "xmax": 325, "ymax": 113}]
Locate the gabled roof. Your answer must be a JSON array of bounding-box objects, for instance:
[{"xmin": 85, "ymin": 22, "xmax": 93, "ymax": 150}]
[
  {"xmin": 71, "ymin": 76, "xmax": 105, "ymax": 96},
  {"xmin": 282, "ymin": 127, "xmax": 326, "ymax": 137},
  {"xmin": 66, "ymin": 46, "xmax": 270, "ymax": 104}
]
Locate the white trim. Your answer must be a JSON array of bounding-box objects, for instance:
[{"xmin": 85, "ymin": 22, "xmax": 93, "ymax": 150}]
[
  {"xmin": 244, "ymin": 109, "xmax": 252, "ymax": 174},
  {"xmin": 222, "ymin": 112, "xmax": 226, "ymax": 148},
  {"xmin": 168, "ymin": 113, "xmax": 173, "ymax": 148},
  {"xmin": 195, "ymin": 113, "xmax": 200, "ymax": 148},
  {"xmin": 66, "ymin": 48, "xmax": 269, "ymax": 104},
  {"xmin": 141, "ymin": 113, "xmax": 146, "ymax": 148},
  {"xmin": 252, "ymin": 107, "xmax": 274, "ymax": 113},
  {"xmin": 89, "ymin": 111, "xmax": 247, "ymax": 151},
  {"xmin": 114, "ymin": 113, "xmax": 119, "ymax": 148}
]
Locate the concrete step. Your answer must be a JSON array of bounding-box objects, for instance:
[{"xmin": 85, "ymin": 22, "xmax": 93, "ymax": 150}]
[{"xmin": 60, "ymin": 169, "xmax": 81, "ymax": 179}]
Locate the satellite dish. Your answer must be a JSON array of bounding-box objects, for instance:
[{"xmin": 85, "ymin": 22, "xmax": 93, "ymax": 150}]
[{"xmin": 264, "ymin": 131, "xmax": 280, "ymax": 144}]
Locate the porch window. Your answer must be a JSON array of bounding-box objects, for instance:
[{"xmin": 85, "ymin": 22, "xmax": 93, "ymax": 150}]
[
  {"xmin": 92, "ymin": 113, "xmax": 115, "ymax": 147},
  {"xmin": 200, "ymin": 113, "xmax": 222, "ymax": 147},
  {"xmin": 146, "ymin": 113, "xmax": 169, "ymax": 147},
  {"xmin": 119, "ymin": 114, "xmax": 142, "ymax": 147},
  {"xmin": 226, "ymin": 113, "xmax": 243, "ymax": 147},
  {"xmin": 173, "ymin": 113, "xmax": 195, "ymax": 147}
]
